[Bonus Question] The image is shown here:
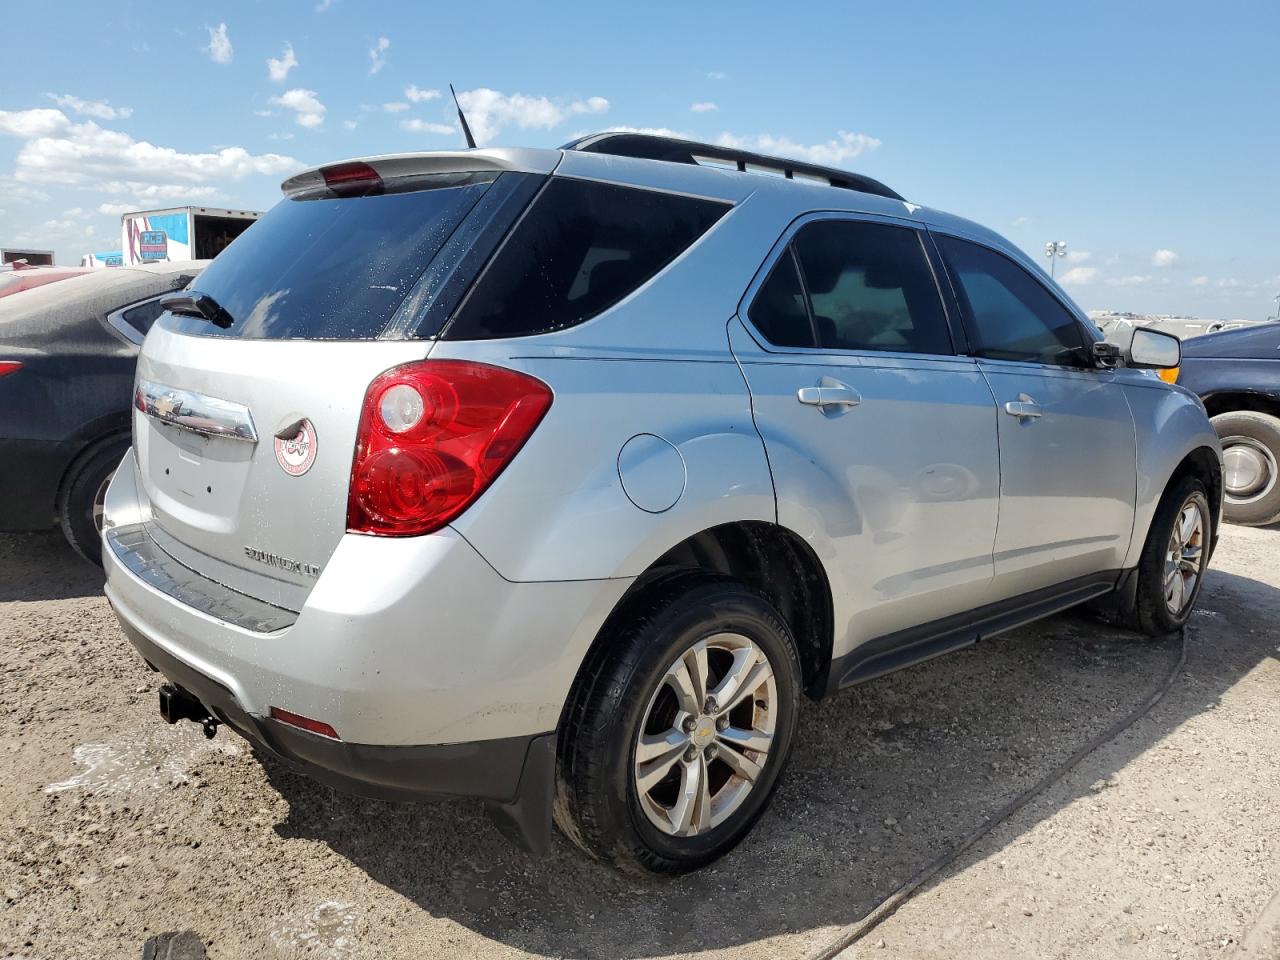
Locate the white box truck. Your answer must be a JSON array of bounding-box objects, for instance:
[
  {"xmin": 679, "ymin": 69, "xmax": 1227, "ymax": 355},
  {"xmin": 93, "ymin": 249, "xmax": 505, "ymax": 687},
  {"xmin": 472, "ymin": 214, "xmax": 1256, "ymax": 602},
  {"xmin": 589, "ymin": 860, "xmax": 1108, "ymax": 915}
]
[{"xmin": 121, "ymin": 206, "xmax": 261, "ymax": 266}]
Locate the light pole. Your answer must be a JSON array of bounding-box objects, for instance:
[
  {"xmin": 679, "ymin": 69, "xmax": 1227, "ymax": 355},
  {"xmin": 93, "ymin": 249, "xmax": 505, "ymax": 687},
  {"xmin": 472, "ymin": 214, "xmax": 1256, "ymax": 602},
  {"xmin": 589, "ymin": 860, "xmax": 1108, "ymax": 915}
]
[{"xmin": 1044, "ymin": 241, "xmax": 1067, "ymax": 279}]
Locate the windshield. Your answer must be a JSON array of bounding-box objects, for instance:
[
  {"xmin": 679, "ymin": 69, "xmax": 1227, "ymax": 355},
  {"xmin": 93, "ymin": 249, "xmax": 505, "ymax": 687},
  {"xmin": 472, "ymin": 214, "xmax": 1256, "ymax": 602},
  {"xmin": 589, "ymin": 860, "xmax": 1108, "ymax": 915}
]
[{"xmin": 157, "ymin": 172, "xmax": 498, "ymax": 340}]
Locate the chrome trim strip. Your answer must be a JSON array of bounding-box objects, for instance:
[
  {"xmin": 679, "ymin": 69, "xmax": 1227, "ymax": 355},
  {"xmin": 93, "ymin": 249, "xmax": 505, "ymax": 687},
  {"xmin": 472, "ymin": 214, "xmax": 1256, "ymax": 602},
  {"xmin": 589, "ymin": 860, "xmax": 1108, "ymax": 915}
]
[
  {"xmin": 107, "ymin": 523, "xmax": 298, "ymax": 633},
  {"xmin": 135, "ymin": 379, "xmax": 258, "ymax": 443}
]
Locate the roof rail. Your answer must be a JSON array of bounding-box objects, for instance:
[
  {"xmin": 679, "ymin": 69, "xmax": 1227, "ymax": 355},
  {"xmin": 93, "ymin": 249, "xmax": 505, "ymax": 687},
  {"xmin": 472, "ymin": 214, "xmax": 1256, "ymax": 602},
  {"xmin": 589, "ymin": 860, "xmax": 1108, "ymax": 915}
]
[{"xmin": 561, "ymin": 132, "xmax": 903, "ymax": 201}]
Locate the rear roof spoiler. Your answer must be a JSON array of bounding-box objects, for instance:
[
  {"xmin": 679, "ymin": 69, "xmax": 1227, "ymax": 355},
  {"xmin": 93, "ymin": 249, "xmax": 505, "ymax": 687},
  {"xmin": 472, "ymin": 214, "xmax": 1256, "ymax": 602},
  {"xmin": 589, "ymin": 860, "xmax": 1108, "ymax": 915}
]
[
  {"xmin": 279, "ymin": 148, "xmax": 561, "ymax": 196},
  {"xmin": 562, "ymin": 132, "xmax": 903, "ymax": 201}
]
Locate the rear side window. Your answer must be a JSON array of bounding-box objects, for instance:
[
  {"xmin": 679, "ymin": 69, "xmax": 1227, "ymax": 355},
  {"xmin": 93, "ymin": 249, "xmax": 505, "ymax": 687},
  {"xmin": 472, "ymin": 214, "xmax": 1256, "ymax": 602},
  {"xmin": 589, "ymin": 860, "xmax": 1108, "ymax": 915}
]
[
  {"xmin": 119, "ymin": 297, "xmax": 166, "ymax": 338},
  {"xmin": 443, "ymin": 178, "xmax": 728, "ymax": 340},
  {"xmin": 159, "ymin": 173, "xmax": 498, "ymax": 340},
  {"xmin": 938, "ymin": 236, "xmax": 1088, "ymax": 366}
]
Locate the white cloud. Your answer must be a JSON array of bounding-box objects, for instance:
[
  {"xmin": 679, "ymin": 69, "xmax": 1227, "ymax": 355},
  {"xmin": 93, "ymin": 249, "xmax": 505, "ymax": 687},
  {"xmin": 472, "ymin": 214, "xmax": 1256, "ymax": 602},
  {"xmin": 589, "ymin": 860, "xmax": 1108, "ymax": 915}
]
[
  {"xmin": 369, "ymin": 37, "xmax": 390, "ymax": 74},
  {"xmin": 1216, "ymin": 278, "xmax": 1241, "ymax": 288},
  {"xmin": 98, "ymin": 202, "xmax": 135, "ymax": 215},
  {"xmin": 267, "ymin": 42, "xmax": 298, "ymax": 82},
  {"xmin": 382, "ymin": 102, "xmax": 409, "ymax": 113},
  {"xmin": 205, "ymin": 23, "xmax": 233, "ymax": 64},
  {"xmin": 316, "ymin": 0, "xmax": 335, "ymax": 10},
  {"xmin": 690, "ymin": 102, "xmax": 718, "ymax": 113},
  {"xmin": 342, "ymin": 119, "xmax": 358, "ymax": 130},
  {"xmin": 707, "ymin": 71, "xmax": 727, "ymax": 80},
  {"xmin": 1107, "ymin": 274, "xmax": 1152, "ymax": 287},
  {"xmin": 104, "ymin": 182, "xmax": 222, "ymax": 203},
  {"xmin": 47, "ymin": 94, "xmax": 132, "ymax": 121},
  {"xmin": 1011, "ymin": 216, "xmax": 1032, "ymax": 228},
  {"xmin": 268, "ymin": 131, "xmax": 295, "ymax": 141},
  {"xmin": 1151, "ymin": 248, "xmax": 1179, "ymax": 268},
  {"xmin": 254, "ymin": 109, "xmax": 275, "ymax": 118},
  {"xmin": 0, "ymin": 108, "xmax": 71, "ymax": 138},
  {"xmin": 0, "ymin": 108, "xmax": 296, "ymax": 191},
  {"xmin": 271, "ymin": 89, "xmax": 326, "ymax": 128},
  {"xmin": 454, "ymin": 88, "xmax": 610, "ymax": 145},
  {"xmin": 1058, "ymin": 266, "xmax": 1099, "ymax": 285},
  {"xmin": 1065, "ymin": 250, "xmax": 1092, "ymax": 263},
  {"xmin": 401, "ymin": 119, "xmax": 456, "ymax": 135},
  {"xmin": 1189, "ymin": 275, "xmax": 1209, "ymax": 287},
  {"xmin": 716, "ymin": 130, "xmax": 881, "ymax": 166},
  {"xmin": 405, "ymin": 85, "xmax": 440, "ymax": 103}
]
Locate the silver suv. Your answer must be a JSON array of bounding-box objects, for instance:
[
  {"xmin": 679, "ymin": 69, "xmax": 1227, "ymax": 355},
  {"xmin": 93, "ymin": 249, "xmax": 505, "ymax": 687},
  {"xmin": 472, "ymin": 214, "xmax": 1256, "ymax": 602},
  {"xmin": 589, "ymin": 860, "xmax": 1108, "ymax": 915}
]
[{"xmin": 102, "ymin": 133, "xmax": 1222, "ymax": 875}]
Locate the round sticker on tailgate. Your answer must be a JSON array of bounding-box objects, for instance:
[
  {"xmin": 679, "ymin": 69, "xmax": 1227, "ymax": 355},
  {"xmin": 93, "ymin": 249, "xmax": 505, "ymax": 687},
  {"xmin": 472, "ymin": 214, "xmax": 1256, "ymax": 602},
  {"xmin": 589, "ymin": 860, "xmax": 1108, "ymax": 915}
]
[{"xmin": 275, "ymin": 419, "xmax": 317, "ymax": 476}]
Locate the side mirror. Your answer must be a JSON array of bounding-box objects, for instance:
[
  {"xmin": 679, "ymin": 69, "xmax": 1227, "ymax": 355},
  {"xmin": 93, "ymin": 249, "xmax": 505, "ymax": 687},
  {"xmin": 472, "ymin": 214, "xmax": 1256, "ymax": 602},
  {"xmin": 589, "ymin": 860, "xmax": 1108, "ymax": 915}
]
[{"xmin": 1127, "ymin": 327, "xmax": 1181, "ymax": 370}]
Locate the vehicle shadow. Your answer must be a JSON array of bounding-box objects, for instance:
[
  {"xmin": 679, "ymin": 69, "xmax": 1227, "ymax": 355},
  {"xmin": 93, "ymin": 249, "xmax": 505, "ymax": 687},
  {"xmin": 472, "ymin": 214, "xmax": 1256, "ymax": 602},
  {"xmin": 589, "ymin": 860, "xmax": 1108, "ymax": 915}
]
[
  {"xmin": 264, "ymin": 563, "xmax": 1280, "ymax": 959},
  {"xmin": 0, "ymin": 529, "xmax": 103, "ymax": 602}
]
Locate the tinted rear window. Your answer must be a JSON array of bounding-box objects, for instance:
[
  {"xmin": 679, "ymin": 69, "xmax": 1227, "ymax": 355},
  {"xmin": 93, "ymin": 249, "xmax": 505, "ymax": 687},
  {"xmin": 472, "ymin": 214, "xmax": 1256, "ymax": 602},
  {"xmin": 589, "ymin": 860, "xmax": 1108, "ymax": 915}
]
[
  {"xmin": 443, "ymin": 177, "xmax": 729, "ymax": 340},
  {"xmin": 159, "ymin": 173, "xmax": 497, "ymax": 340}
]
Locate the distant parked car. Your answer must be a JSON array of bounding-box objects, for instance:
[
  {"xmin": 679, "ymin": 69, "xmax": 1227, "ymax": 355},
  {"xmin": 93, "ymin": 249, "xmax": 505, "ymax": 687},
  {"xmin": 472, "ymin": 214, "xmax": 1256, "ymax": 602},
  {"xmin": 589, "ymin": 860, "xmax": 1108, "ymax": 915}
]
[
  {"xmin": 0, "ymin": 261, "xmax": 207, "ymax": 563},
  {"xmin": 1172, "ymin": 322, "xmax": 1280, "ymax": 525},
  {"xmin": 0, "ymin": 264, "xmax": 93, "ymax": 299}
]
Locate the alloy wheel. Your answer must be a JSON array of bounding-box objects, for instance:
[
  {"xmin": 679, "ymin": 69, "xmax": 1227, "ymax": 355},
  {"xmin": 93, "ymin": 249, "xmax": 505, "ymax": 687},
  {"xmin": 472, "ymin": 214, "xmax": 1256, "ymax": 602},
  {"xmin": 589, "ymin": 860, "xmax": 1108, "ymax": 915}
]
[
  {"xmin": 633, "ymin": 632, "xmax": 777, "ymax": 837},
  {"xmin": 1164, "ymin": 497, "xmax": 1207, "ymax": 616}
]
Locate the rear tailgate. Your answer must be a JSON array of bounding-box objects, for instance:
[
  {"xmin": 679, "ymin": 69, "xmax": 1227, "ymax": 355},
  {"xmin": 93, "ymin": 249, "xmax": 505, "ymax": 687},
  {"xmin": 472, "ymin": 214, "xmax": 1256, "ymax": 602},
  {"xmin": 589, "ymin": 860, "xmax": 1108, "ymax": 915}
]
[{"xmin": 134, "ymin": 335, "xmax": 429, "ymax": 600}]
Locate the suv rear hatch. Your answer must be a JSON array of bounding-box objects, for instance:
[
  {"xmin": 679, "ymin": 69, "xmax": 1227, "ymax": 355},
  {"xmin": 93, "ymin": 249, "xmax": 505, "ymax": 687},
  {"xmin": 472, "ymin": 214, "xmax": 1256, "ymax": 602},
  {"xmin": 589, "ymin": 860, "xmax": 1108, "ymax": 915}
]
[{"xmin": 130, "ymin": 155, "xmax": 550, "ymax": 608}]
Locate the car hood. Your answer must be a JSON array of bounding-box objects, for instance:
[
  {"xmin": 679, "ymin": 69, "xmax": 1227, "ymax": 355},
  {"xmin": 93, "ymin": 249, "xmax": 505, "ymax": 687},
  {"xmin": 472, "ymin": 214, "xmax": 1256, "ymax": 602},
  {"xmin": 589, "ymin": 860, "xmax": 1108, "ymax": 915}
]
[{"xmin": 1181, "ymin": 321, "xmax": 1280, "ymax": 360}]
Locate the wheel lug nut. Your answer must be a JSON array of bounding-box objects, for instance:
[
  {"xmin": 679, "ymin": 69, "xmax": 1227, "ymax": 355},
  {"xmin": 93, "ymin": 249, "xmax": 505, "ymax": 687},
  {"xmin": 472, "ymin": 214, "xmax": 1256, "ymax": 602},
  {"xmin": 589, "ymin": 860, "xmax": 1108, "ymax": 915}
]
[
  {"xmin": 704, "ymin": 697, "xmax": 718, "ymax": 714},
  {"xmin": 682, "ymin": 717, "xmax": 696, "ymax": 733},
  {"xmin": 716, "ymin": 716, "xmax": 729, "ymax": 730},
  {"xmin": 706, "ymin": 744, "xmax": 719, "ymax": 760},
  {"xmin": 684, "ymin": 746, "xmax": 698, "ymax": 763}
]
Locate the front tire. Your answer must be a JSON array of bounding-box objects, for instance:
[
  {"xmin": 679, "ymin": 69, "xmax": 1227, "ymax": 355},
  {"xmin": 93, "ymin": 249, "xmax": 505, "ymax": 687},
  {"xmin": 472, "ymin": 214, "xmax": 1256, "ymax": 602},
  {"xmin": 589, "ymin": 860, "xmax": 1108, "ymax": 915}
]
[
  {"xmin": 554, "ymin": 577, "xmax": 802, "ymax": 876},
  {"xmin": 58, "ymin": 437, "xmax": 129, "ymax": 566},
  {"xmin": 1211, "ymin": 411, "xmax": 1280, "ymax": 526},
  {"xmin": 1129, "ymin": 475, "xmax": 1213, "ymax": 636}
]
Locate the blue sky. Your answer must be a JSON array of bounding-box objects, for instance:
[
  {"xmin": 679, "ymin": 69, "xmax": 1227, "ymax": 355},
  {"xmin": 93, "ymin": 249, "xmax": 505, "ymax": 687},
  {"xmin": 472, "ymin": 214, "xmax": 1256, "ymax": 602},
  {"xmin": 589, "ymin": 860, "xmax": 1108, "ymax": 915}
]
[{"xmin": 3, "ymin": 0, "xmax": 1277, "ymax": 319}]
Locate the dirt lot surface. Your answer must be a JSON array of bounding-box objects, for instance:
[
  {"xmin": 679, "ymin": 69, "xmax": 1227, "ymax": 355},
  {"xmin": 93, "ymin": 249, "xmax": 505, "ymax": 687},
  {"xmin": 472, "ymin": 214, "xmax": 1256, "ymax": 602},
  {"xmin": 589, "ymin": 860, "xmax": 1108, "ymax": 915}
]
[{"xmin": 1, "ymin": 525, "xmax": 1277, "ymax": 960}]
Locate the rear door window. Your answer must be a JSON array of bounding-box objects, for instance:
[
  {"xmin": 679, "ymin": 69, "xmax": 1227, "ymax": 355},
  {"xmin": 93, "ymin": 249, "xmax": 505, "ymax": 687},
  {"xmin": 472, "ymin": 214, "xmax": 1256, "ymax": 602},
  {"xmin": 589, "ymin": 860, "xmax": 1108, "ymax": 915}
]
[
  {"xmin": 938, "ymin": 236, "xmax": 1088, "ymax": 366},
  {"xmin": 748, "ymin": 250, "xmax": 815, "ymax": 348},
  {"xmin": 793, "ymin": 220, "xmax": 952, "ymax": 355},
  {"xmin": 158, "ymin": 173, "xmax": 499, "ymax": 340},
  {"xmin": 443, "ymin": 178, "xmax": 729, "ymax": 340}
]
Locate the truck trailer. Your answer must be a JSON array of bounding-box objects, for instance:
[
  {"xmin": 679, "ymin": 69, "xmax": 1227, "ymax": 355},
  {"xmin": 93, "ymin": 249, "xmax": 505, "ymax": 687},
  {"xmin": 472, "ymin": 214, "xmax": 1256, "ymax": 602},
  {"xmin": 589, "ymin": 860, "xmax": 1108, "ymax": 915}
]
[{"xmin": 121, "ymin": 206, "xmax": 260, "ymax": 266}]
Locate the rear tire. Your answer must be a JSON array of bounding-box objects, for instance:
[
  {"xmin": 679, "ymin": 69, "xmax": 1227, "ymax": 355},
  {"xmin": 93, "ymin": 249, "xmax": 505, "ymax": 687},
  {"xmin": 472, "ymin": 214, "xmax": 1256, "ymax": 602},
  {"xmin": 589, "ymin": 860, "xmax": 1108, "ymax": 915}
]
[
  {"xmin": 59, "ymin": 437, "xmax": 129, "ymax": 567},
  {"xmin": 1210, "ymin": 411, "xmax": 1280, "ymax": 526},
  {"xmin": 554, "ymin": 577, "xmax": 802, "ymax": 876},
  {"xmin": 1128, "ymin": 475, "xmax": 1213, "ymax": 636}
]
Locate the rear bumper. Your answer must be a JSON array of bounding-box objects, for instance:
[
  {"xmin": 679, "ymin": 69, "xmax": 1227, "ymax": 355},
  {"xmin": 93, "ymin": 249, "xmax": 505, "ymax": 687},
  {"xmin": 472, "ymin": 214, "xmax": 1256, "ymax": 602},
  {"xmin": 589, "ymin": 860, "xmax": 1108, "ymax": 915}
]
[
  {"xmin": 100, "ymin": 453, "xmax": 630, "ymax": 845},
  {"xmin": 119, "ymin": 613, "xmax": 547, "ymax": 805}
]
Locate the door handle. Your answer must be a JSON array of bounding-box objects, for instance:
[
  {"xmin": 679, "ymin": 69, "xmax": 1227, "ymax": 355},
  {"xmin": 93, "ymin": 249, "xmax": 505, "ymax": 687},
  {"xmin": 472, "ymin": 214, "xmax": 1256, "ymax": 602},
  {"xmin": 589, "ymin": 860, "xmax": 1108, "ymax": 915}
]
[
  {"xmin": 1003, "ymin": 393, "xmax": 1042, "ymax": 419},
  {"xmin": 797, "ymin": 381, "xmax": 861, "ymax": 408}
]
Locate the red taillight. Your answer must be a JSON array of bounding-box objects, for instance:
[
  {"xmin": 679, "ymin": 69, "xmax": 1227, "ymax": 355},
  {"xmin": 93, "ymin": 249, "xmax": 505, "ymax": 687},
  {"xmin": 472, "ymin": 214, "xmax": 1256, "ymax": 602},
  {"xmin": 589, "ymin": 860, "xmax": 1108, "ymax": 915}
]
[
  {"xmin": 270, "ymin": 706, "xmax": 340, "ymax": 740},
  {"xmin": 347, "ymin": 360, "xmax": 553, "ymax": 537},
  {"xmin": 321, "ymin": 161, "xmax": 384, "ymax": 197},
  {"xmin": 0, "ymin": 361, "xmax": 22, "ymax": 377}
]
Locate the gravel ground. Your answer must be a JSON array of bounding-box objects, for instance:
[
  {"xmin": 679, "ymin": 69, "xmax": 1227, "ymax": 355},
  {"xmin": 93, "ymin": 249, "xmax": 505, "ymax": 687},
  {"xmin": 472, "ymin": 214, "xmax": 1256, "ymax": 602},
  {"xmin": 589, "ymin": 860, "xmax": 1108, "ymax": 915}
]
[{"xmin": 0, "ymin": 525, "xmax": 1276, "ymax": 960}]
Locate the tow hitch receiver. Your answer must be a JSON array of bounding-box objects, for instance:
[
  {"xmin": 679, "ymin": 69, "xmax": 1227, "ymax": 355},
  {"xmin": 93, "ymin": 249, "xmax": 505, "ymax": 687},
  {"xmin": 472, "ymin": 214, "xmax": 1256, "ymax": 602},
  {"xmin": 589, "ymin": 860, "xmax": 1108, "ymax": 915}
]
[{"xmin": 158, "ymin": 684, "xmax": 221, "ymax": 740}]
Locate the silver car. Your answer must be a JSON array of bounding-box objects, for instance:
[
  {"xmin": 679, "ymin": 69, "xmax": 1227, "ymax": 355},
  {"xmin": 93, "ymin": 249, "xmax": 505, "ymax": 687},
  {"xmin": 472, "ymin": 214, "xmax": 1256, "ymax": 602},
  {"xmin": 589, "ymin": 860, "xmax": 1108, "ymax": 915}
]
[{"xmin": 101, "ymin": 133, "xmax": 1222, "ymax": 875}]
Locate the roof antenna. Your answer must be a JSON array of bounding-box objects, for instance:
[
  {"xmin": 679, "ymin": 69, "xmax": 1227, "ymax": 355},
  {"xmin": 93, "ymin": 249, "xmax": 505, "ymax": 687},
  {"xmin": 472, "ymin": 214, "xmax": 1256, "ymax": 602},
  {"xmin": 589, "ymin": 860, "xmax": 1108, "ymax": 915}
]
[{"xmin": 450, "ymin": 84, "xmax": 477, "ymax": 149}]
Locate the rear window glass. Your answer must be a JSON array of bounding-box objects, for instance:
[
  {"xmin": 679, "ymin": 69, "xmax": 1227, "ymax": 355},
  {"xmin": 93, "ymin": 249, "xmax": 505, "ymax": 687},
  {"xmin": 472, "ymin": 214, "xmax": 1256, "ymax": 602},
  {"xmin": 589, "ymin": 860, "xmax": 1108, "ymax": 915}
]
[
  {"xmin": 158, "ymin": 173, "xmax": 497, "ymax": 340},
  {"xmin": 443, "ymin": 177, "xmax": 729, "ymax": 340}
]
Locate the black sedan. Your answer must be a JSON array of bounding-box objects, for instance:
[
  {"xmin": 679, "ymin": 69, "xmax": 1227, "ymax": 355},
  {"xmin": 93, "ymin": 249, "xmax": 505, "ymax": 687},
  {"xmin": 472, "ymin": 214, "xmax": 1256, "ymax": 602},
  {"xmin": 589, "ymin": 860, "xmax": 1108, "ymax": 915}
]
[
  {"xmin": 0, "ymin": 261, "xmax": 206, "ymax": 563},
  {"xmin": 1174, "ymin": 322, "xmax": 1280, "ymax": 526}
]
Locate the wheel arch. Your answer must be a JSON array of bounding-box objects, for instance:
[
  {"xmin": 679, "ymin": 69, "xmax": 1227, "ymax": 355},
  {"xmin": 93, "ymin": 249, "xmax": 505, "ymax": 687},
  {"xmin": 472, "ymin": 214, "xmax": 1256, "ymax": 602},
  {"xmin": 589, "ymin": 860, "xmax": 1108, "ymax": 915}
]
[
  {"xmin": 1201, "ymin": 390, "xmax": 1280, "ymax": 420},
  {"xmin": 578, "ymin": 521, "xmax": 836, "ymax": 702}
]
